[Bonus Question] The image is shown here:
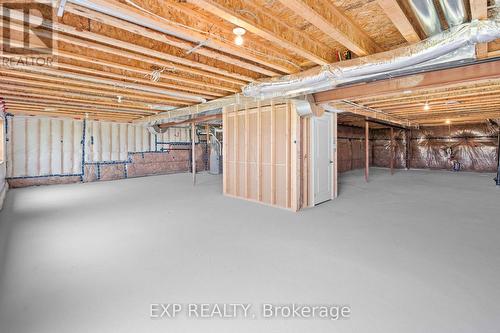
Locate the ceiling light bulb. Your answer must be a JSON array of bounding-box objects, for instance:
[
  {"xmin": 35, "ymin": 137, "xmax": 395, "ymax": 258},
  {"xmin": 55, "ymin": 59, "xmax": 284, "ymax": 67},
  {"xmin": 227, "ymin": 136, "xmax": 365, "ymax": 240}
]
[
  {"xmin": 445, "ymin": 119, "xmax": 451, "ymax": 124},
  {"xmin": 233, "ymin": 27, "xmax": 246, "ymax": 36},
  {"xmin": 423, "ymin": 102, "xmax": 430, "ymax": 111},
  {"xmin": 235, "ymin": 35, "xmax": 244, "ymax": 46}
]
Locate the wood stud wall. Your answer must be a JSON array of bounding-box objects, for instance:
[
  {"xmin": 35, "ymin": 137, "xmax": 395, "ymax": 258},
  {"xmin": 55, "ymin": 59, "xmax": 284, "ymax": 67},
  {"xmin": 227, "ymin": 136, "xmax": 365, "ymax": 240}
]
[{"xmin": 223, "ymin": 102, "xmax": 301, "ymax": 211}]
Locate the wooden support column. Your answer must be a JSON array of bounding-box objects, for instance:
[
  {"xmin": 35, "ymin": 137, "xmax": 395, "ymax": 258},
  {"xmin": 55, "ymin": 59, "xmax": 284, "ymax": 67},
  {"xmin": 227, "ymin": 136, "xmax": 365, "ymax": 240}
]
[
  {"xmin": 222, "ymin": 107, "xmax": 228, "ymax": 194},
  {"xmin": 192, "ymin": 122, "xmax": 196, "ymax": 185},
  {"xmin": 271, "ymin": 101, "xmax": 277, "ymax": 205},
  {"xmin": 285, "ymin": 101, "xmax": 291, "ymax": 208},
  {"xmin": 390, "ymin": 127, "xmax": 394, "ymax": 175},
  {"xmin": 205, "ymin": 124, "xmax": 209, "ymax": 171},
  {"xmin": 365, "ymin": 120, "xmax": 369, "ymax": 182},
  {"xmin": 244, "ymin": 104, "xmax": 249, "ymax": 199},
  {"xmin": 234, "ymin": 105, "xmax": 239, "ymax": 196},
  {"xmin": 406, "ymin": 129, "xmax": 411, "ymax": 170},
  {"xmin": 257, "ymin": 102, "xmax": 262, "ymax": 201}
]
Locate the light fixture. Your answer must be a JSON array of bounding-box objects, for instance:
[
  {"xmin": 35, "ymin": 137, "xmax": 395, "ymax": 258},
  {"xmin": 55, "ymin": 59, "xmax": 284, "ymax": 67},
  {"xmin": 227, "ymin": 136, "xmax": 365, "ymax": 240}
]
[
  {"xmin": 117, "ymin": 95, "xmax": 123, "ymax": 103},
  {"xmin": 403, "ymin": 90, "xmax": 413, "ymax": 94},
  {"xmin": 423, "ymin": 101, "xmax": 430, "ymax": 111},
  {"xmin": 445, "ymin": 119, "xmax": 451, "ymax": 124},
  {"xmin": 233, "ymin": 27, "xmax": 246, "ymax": 46}
]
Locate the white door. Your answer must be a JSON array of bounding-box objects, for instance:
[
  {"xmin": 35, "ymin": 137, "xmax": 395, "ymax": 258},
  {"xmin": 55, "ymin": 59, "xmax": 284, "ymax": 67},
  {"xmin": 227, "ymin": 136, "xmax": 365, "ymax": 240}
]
[{"xmin": 312, "ymin": 114, "xmax": 333, "ymax": 205}]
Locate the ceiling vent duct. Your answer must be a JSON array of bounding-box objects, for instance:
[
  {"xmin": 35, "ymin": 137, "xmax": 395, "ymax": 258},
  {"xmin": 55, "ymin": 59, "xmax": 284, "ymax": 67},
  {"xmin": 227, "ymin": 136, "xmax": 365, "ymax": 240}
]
[
  {"xmin": 439, "ymin": 0, "xmax": 468, "ymax": 27},
  {"xmin": 242, "ymin": 14, "xmax": 500, "ymax": 100},
  {"xmin": 409, "ymin": 0, "xmax": 443, "ymax": 36}
]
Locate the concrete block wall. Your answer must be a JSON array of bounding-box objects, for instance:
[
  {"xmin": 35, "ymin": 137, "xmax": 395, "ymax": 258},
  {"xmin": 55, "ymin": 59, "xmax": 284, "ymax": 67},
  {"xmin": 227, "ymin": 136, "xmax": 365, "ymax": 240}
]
[{"xmin": 4, "ymin": 115, "xmax": 207, "ymax": 188}]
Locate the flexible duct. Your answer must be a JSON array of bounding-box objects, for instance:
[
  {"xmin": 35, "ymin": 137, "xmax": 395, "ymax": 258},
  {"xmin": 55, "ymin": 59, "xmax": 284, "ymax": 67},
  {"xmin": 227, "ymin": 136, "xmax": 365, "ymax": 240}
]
[
  {"xmin": 243, "ymin": 15, "xmax": 500, "ymax": 100},
  {"xmin": 439, "ymin": 0, "xmax": 467, "ymax": 27},
  {"xmin": 409, "ymin": 0, "xmax": 443, "ymax": 36}
]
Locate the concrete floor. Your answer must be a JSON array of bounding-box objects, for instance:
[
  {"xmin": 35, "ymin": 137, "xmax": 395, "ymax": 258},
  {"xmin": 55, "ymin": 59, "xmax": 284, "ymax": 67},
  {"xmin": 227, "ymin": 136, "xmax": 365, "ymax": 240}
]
[{"xmin": 0, "ymin": 169, "xmax": 499, "ymax": 333}]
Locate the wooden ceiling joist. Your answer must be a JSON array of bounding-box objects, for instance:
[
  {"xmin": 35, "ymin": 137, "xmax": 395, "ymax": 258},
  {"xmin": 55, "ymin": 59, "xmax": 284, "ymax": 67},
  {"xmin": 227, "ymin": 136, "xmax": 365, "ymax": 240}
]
[
  {"xmin": 0, "ymin": 89, "xmax": 153, "ymax": 112},
  {"xmin": 376, "ymin": 0, "xmax": 420, "ymax": 43},
  {"xmin": 0, "ymin": 75, "xmax": 190, "ymax": 106},
  {"xmin": 327, "ymin": 101, "xmax": 411, "ymax": 127},
  {"xmin": 49, "ymin": 50, "xmax": 240, "ymax": 93},
  {"xmin": 0, "ymin": 68, "xmax": 196, "ymax": 104},
  {"xmin": 2, "ymin": 13, "xmax": 254, "ymax": 84},
  {"xmin": 64, "ymin": 0, "xmax": 298, "ymax": 74},
  {"xmin": 7, "ymin": 108, "xmax": 141, "ymax": 121},
  {"xmin": 64, "ymin": 2, "xmax": 283, "ymax": 76},
  {"xmin": 4, "ymin": 99, "xmax": 155, "ymax": 116},
  {"xmin": 0, "ymin": 91, "xmax": 158, "ymax": 114},
  {"xmin": 186, "ymin": 0, "xmax": 334, "ymax": 65},
  {"xmin": 277, "ymin": 0, "xmax": 381, "ymax": 56}
]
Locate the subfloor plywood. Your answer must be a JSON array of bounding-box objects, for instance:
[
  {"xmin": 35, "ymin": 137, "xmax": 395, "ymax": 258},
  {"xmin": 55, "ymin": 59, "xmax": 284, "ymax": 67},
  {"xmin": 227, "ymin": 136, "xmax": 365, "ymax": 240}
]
[{"xmin": 0, "ymin": 170, "xmax": 499, "ymax": 332}]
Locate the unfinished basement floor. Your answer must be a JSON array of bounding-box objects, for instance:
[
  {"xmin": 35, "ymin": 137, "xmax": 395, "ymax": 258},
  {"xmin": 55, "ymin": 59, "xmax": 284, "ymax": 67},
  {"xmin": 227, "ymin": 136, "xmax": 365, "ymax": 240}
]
[{"xmin": 0, "ymin": 169, "xmax": 499, "ymax": 333}]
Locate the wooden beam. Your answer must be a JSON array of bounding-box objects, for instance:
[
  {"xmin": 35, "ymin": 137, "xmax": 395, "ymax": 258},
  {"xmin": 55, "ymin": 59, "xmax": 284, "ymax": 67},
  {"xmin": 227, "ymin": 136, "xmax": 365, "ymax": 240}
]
[
  {"xmin": 0, "ymin": 75, "xmax": 188, "ymax": 106},
  {"xmin": 50, "ymin": 49, "xmax": 239, "ymax": 93},
  {"xmin": 376, "ymin": 0, "xmax": 420, "ymax": 43},
  {"xmin": 6, "ymin": 108, "xmax": 138, "ymax": 121},
  {"xmin": 0, "ymin": 94, "xmax": 157, "ymax": 115},
  {"xmin": 328, "ymin": 100, "xmax": 411, "ymax": 127},
  {"xmin": 2, "ymin": 14, "xmax": 251, "ymax": 85},
  {"xmin": 2, "ymin": 50, "xmax": 221, "ymax": 99},
  {"xmin": 0, "ymin": 85, "xmax": 161, "ymax": 110},
  {"xmin": 0, "ymin": 66, "xmax": 195, "ymax": 105},
  {"xmin": 278, "ymin": 0, "xmax": 381, "ymax": 56},
  {"xmin": 470, "ymin": 0, "xmax": 488, "ymax": 58},
  {"xmin": 186, "ymin": 0, "xmax": 334, "ymax": 65},
  {"xmin": 314, "ymin": 61, "xmax": 500, "ymax": 102},
  {"xmin": 64, "ymin": 2, "xmax": 285, "ymax": 76},
  {"xmin": 65, "ymin": 0, "xmax": 296, "ymax": 74}
]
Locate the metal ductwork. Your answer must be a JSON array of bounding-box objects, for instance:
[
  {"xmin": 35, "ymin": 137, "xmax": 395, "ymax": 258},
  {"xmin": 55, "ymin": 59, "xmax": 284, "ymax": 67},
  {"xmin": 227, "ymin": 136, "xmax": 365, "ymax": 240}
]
[
  {"xmin": 409, "ymin": 0, "xmax": 442, "ymax": 36},
  {"xmin": 242, "ymin": 13, "xmax": 500, "ymax": 100},
  {"xmin": 439, "ymin": 0, "xmax": 468, "ymax": 27}
]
